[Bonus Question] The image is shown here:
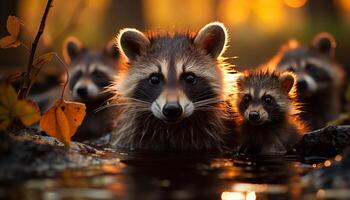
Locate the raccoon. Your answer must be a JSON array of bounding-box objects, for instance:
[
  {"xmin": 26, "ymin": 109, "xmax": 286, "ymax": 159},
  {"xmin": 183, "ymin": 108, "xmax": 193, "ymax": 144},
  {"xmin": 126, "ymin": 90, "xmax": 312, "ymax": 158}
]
[
  {"xmin": 267, "ymin": 33, "xmax": 345, "ymax": 130},
  {"xmin": 236, "ymin": 70, "xmax": 307, "ymax": 155},
  {"xmin": 62, "ymin": 36, "xmax": 120, "ymax": 141},
  {"xmin": 110, "ymin": 22, "xmax": 238, "ymax": 152}
]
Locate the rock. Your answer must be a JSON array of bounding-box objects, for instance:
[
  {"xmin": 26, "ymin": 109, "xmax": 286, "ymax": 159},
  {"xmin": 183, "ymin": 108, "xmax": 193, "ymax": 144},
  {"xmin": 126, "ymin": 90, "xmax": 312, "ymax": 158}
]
[
  {"xmin": 291, "ymin": 125, "xmax": 350, "ymax": 159},
  {"xmin": 0, "ymin": 128, "xmax": 120, "ymax": 182}
]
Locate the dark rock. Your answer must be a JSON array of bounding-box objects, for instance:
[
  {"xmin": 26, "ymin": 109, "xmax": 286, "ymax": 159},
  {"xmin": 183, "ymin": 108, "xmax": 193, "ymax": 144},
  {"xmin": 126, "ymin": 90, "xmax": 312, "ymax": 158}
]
[
  {"xmin": 0, "ymin": 128, "xmax": 120, "ymax": 182},
  {"xmin": 291, "ymin": 125, "xmax": 350, "ymax": 159}
]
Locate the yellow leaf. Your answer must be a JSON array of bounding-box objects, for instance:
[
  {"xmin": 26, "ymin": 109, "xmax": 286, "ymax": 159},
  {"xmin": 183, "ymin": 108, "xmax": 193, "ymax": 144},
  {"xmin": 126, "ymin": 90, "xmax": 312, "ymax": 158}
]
[
  {"xmin": 0, "ymin": 84, "xmax": 18, "ymax": 110},
  {"xmin": 33, "ymin": 52, "xmax": 55, "ymax": 68},
  {"xmin": 7, "ymin": 16, "xmax": 21, "ymax": 38},
  {"xmin": 0, "ymin": 35, "xmax": 20, "ymax": 49},
  {"xmin": 40, "ymin": 100, "xmax": 86, "ymax": 146},
  {"xmin": 0, "ymin": 105, "xmax": 11, "ymax": 129},
  {"xmin": 0, "ymin": 84, "xmax": 40, "ymax": 130},
  {"xmin": 14, "ymin": 100, "xmax": 41, "ymax": 126}
]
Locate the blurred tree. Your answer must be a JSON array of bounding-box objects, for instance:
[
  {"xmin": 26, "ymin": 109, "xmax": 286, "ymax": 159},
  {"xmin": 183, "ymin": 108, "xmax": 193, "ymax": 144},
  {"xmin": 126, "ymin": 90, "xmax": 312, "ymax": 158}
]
[
  {"xmin": 0, "ymin": 0, "xmax": 26, "ymax": 68},
  {"xmin": 104, "ymin": 0, "xmax": 145, "ymax": 39}
]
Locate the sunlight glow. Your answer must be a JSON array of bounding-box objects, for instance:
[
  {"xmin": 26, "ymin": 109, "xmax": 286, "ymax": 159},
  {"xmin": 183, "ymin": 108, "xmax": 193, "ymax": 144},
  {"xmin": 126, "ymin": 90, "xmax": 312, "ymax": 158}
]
[
  {"xmin": 324, "ymin": 160, "xmax": 332, "ymax": 167},
  {"xmin": 252, "ymin": 0, "xmax": 287, "ymax": 32},
  {"xmin": 246, "ymin": 192, "xmax": 256, "ymax": 200},
  {"xmin": 221, "ymin": 191, "xmax": 256, "ymax": 200},
  {"xmin": 284, "ymin": 0, "xmax": 308, "ymax": 8},
  {"xmin": 221, "ymin": 192, "xmax": 245, "ymax": 200},
  {"xmin": 219, "ymin": 0, "xmax": 250, "ymax": 25},
  {"xmin": 335, "ymin": 0, "xmax": 350, "ymax": 13}
]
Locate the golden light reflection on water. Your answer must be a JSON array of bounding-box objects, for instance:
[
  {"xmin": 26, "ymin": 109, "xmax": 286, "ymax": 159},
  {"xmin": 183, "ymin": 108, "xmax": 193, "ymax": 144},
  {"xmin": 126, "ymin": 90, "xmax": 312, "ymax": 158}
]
[
  {"xmin": 222, "ymin": 183, "xmax": 288, "ymax": 200},
  {"xmin": 221, "ymin": 192, "xmax": 256, "ymax": 200},
  {"xmin": 221, "ymin": 191, "xmax": 256, "ymax": 200}
]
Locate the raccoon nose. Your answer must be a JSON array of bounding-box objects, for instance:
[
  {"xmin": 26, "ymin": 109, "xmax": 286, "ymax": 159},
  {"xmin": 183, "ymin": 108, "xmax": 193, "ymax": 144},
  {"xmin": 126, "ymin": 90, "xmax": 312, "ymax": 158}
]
[
  {"xmin": 297, "ymin": 80, "xmax": 308, "ymax": 91},
  {"xmin": 162, "ymin": 103, "xmax": 183, "ymax": 119},
  {"xmin": 77, "ymin": 86, "xmax": 88, "ymax": 97},
  {"xmin": 249, "ymin": 111, "xmax": 260, "ymax": 121}
]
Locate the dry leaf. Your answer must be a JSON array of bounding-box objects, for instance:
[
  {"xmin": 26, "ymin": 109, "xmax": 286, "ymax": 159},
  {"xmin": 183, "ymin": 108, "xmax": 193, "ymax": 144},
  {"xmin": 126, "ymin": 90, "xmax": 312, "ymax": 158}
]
[
  {"xmin": 40, "ymin": 99, "xmax": 86, "ymax": 146},
  {"xmin": 5, "ymin": 71, "xmax": 25, "ymax": 82},
  {"xmin": 14, "ymin": 100, "xmax": 41, "ymax": 126},
  {"xmin": 7, "ymin": 16, "xmax": 21, "ymax": 38},
  {"xmin": 0, "ymin": 84, "xmax": 40, "ymax": 129},
  {"xmin": 31, "ymin": 52, "xmax": 55, "ymax": 79},
  {"xmin": 0, "ymin": 35, "xmax": 20, "ymax": 49},
  {"xmin": 33, "ymin": 52, "xmax": 55, "ymax": 68}
]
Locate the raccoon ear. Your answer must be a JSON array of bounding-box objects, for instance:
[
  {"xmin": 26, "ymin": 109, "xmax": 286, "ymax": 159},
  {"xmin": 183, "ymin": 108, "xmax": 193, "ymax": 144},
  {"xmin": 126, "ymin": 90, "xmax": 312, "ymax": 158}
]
[
  {"xmin": 279, "ymin": 72, "xmax": 295, "ymax": 93},
  {"xmin": 117, "ymin": 28, "xmax": 150, "ymax": 61},
  {"xmin": 235, "ymin": 74, "xmax": 245, "ymax": 88},
  {"xmin": 312, "ymin": 32, "xmax": 336, "ymax": 56},
  {"xmin": 194, "ymin": 22, "xmax": 228, "ymax": 59},
  {"xmin": 104, "ymin": 39, "xmax": 120, "ymax": 60},
  {"xmin": 63, "ymin": 36, "xmax": 84, "ymax": 64}
]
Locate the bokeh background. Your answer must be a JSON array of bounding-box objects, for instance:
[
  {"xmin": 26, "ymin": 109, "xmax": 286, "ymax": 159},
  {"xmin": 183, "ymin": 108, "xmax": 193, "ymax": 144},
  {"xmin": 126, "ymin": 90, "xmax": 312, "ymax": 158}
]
[{"xmin": 1, "ymin": 0, "xmax": 350, "ymax": 77}]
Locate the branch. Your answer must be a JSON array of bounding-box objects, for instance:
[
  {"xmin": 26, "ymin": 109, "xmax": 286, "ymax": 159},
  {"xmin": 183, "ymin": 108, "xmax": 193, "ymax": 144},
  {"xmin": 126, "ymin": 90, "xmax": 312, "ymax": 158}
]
[{"xmin": 18, "ymin": 0, "xmax": 54, "ymax": 99}]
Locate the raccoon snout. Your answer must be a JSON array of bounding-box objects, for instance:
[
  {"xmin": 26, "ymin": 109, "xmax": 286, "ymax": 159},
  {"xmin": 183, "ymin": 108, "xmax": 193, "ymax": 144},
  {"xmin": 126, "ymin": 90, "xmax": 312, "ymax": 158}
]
[
  {"xmin": 77, "ymin": 86, "xmax": 88, "ymax": 97},
  {"xmin": 248, "ymin": 111, "xmax": 260, "ymax": 122},
  {"xmin": 162, "ymin": 102, "xmax": 183, "ymax": 120}
]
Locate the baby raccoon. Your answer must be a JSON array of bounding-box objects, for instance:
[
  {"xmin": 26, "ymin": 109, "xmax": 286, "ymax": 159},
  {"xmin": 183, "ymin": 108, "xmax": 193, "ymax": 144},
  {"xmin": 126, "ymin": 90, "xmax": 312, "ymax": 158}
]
[
  {"xmin": 236, "ymin": 70, "xmax": 307, "ymax": 155},
  {"xmin": 110, "ymin": 22, "xmax": 238, "ymax": 152},
  {"xmin": 63, "ymin": 36, "xmax": 120, "ymax": 141},
  {"xmin": 268, "ymin": 33, "xmax": 345, "ymax": 130}
]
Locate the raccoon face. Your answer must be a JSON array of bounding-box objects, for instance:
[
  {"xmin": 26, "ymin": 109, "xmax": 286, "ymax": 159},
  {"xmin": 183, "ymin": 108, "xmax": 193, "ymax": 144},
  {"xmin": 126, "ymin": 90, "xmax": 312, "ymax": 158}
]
[
  {"xmin": 116, "ymin": 22, "xmax": 228, "ymax": 123},
  {"xmin": 276, "ymin": 33, "xmax": 336, "ymax": 98},
  {"xmin": 237, "ymin": 72, "xmax": 295, "ymax": 125},
  {"xmin": 63, "ymin": 37, "xmax": 119, "ymax": 102}
]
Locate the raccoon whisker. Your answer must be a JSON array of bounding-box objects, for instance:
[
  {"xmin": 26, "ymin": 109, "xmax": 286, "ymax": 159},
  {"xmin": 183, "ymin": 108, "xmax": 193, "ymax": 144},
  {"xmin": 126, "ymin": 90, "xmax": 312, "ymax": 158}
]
[
  {"xmin": 194, "ymin": 97, "xmax": 222, "ymax": 104},
  {"xmin": 193, "ymin": 93, "xmax": 217, "ymax": 101},
  {"xmin": 139, "ymin": 113, "xmax": 154, "ymax": 144},
  {"xmin": 118, "ymin": 97, "xmax": 151, "ymax": 105},
  {"xmin": 194, "ymin": 98, "xmax": 223, "ymax": 107}
]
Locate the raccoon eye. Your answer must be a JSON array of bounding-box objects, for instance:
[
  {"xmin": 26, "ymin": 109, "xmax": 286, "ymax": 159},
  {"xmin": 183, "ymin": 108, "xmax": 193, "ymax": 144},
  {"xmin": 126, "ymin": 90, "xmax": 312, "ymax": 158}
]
[
  {"xmin": 92, "ymin": 70, "xmax": 105, "ymax": 79},
  {"xmin": 262, "ymin": 96, "xmax": 273, "ymax": 105},
  {"xmin": 149, "ymin": 73, "xmax": 162, "ymax": 85},
  {"xmin": 183, "ymin": 73, "xmax": 197, "ymax": 85},
  {"xmin": 242, "ymin": 95, "xmax": 251, "ymax": 104}
]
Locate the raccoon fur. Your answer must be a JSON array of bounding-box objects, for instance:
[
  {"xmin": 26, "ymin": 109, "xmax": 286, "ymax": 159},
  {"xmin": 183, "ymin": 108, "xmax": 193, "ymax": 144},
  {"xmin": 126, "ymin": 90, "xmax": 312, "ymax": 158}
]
[
  {"xmin": 62, "ymin": 36, "xmax": 120, "ymax": 141},
  {"xmin": 267, "ymin": 33, "xmax": 345, "ymax": 130},
  {"xmin": 235, "ymin": 70, "xmax": 308, "ymax": 155},
  {"xmin": 109, "ymin": 22, "xmax": 238, "ymax": 152}
]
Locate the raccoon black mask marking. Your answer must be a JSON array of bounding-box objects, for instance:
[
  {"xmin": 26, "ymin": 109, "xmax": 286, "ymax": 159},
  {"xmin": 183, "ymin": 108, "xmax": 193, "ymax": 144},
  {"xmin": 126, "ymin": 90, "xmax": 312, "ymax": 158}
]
[
  {"xmin": 268, "ymin": 33, "xmax": 344, "ymax": 130},
  {"xmin": 63, "ymin": 37, "xmax": 120, "ymax": 104},
  {"xmin": 62, "ymin": 37, "xmax": 120, "ymax": 141},
  {"xmin": 236, "ymin": 70, "xmax": 307, "ymax": 155},
  {"xmin": 110, "ymin": 22, "xmax": 238, "ymax": 152}
]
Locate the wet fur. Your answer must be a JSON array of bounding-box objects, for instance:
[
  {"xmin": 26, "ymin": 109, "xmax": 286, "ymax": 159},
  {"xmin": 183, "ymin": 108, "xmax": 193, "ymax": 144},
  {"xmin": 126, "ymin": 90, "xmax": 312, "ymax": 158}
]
[
  {"xmin": 63, "ymin": 37, "xmax": 120, "ymax": 141},
  {"xmin": 110, "ymin": 23, "xmax": 238, "ymax": 152},
  {"xmin": 236, "ymin": 71, "xmax": 307, "ymax": 155},
  {"xmin": 266, "ymin": 34, "xmax": 345, "ymax": 130}
]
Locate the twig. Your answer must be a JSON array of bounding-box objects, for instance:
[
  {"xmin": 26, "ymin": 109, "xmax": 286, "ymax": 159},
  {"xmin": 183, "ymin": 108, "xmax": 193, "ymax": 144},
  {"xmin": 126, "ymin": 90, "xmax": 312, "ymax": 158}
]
[
  {"xmin": 18, "ymin": 0, "xmax": 54, "ymax": 99},
  {"xmin": 53, "ymin": 53, "xmax": 69, "ymax": 100}
]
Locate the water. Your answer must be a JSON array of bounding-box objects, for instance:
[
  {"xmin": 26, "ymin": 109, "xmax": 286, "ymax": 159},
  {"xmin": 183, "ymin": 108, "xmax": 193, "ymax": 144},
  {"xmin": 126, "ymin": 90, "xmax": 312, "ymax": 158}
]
[{"xmin": 0, "ymin": 150, "xmax": 339, "ymax": 200}]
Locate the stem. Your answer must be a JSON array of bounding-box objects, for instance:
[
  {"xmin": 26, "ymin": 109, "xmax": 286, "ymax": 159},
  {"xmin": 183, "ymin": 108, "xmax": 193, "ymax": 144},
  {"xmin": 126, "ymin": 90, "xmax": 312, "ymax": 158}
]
[
  {"xmin": 18, "ymin": 0, "xmax": 54, "ymax": 100},
  {"xmin": 54, "ymin": 53, "xmax": 69, "ymax": 100}
]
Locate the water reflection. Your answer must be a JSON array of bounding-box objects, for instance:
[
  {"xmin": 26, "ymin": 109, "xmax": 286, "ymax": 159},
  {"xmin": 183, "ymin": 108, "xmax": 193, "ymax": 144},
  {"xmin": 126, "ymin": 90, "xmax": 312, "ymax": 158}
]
[{"xmin": 0, "ymin": 152, "xmax": 322, "ymax": 200}]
